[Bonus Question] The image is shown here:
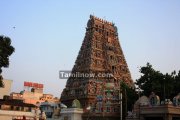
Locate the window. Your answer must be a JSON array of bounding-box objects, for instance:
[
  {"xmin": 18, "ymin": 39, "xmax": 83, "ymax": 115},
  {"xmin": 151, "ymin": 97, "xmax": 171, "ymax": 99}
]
[
  {"xmin": 106, "ymin": 107, "xmax": 110, "ymax": 112},
  {"xmin": 97, "ymin": 102, "xmax": 102, "ymax": 112},
  {"xmin": 16, "ymin": 106, "xmax": 20, "ymax": 110},
  {"xmin": 107, "ymin": 32, "xmax": 109, "ymax": 36},
  {"xmin": 110, "ymin": 55, "xmax": 113, "ymax": 60},
  {"xmin": 95, "ymin": 42, "xmax": 102, "ymax": 49},
  {"xmin": 109, "ymin": 46, "xmax": 113, "ymax": 51},
  {"xmin": 21, "ymin": 107, "xmax": 24, "ymax": 111},
  {"xmin": 11, "ymin": 106, "xmax": 13, "ymax": 110},
  {"xmin": 64, "ymin": 116, "xmax": 68, "ymax": 120},
  {"xmin": 114, "ymin": 108, "xmax": 119, "ymax": 112},
  {"xmin": 96, "ymin": 51, "xmax": 101, "ymax": 58},
  {"xmin": 106, "ymin": 101, "xmax": 111, "ymax": 112},
  {"xmin": 112, "ymin": 66, "xmax": 115, "ymax": 72}
]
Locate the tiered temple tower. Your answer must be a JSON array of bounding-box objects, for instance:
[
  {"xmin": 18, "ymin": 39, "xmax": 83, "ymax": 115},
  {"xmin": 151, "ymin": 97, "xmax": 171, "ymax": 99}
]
[{"xmin": 61, "ymin": 15, "xmax": 133, "ymax": 119}]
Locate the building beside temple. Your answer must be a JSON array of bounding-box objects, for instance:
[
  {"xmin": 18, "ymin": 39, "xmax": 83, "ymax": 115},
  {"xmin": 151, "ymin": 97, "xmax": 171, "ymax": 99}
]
[
  {"xmin": 10, "ymin": 81, "xmax": 59, "ymax": 105},
  {"xmin": 40, "ymin": 100, "xmax": 61, "ymax": 119},
  {"xmin": 126, "ymin": 92, "xmax": 180, "ymax": 120},
  {"xmin": 0, "ymin": 80, "xmax": 60, "ymax": 120},
  {"xmin": 61, "ymin": 15, "xmax": 134, "ymax": 120},
  {"xmin": 0, "ymin": 98, "xmax": 37, "ymax": 120},
  {"xmin": 0, "ymin": 79, "xmax": 12, "ymax": 99}
]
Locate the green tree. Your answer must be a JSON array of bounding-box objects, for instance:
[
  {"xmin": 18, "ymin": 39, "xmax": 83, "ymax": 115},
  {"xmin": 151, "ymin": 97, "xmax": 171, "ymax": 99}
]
[
  {"xmin": 172, "ymin": 70, "xmax": 180, "ymax": 97},
  {"xmin": 136, "ymin": 63, "xmax": 179, "ymax": 101},
  {"xmin": 136, "ymin": 63, "xmax": 161, "ymax": 97},
  {"xmin": 0, "ymin": 35, "xmax": 15, "ymax": 87}
]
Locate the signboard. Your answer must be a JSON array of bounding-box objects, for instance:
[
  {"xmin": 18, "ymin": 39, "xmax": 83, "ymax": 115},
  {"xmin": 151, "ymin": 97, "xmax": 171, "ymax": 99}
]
[{"xmin": 24, "ymin": 81, "xmax": 44, "ymax": 88}]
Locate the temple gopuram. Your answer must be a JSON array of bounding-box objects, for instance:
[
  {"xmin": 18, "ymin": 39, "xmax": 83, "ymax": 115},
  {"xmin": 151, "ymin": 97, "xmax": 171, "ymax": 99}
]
[{"xmin": 61, "ymin": 15, "xmax": 134, "ymax": 120}]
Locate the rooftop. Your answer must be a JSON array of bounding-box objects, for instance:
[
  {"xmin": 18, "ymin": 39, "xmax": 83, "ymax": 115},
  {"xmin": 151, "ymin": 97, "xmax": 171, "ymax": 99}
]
[{"xmin": 0, "ymin": 99, "xmax": 36, "ymax": 107}]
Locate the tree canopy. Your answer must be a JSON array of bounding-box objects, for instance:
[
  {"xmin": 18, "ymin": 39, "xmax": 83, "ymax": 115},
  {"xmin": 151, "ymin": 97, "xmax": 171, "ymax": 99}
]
[
  {"xmin": 0, "ymin": 35, "xmax": 15, "ymax": 87},
  {"xmin": 136, "ymin": 63, "xmax": 180, "ymax": 100}
]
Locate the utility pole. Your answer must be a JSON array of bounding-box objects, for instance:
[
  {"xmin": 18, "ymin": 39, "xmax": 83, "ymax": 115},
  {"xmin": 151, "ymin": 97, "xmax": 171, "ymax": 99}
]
[
  {"xmin": 120, "ymin": 91, "xmax": 122, "ymax": 120},
  {"xmin": 125, "ymin": 88, "xmax": 127, "ymax": 118},
  {"xmin": 163, "ymin": 77, "xmax": 166, "ymax": 101}
]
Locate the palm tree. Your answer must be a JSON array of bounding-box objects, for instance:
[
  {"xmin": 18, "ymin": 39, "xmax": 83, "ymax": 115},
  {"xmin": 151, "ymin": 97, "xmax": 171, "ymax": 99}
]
[{"xmin": 0, "ymin": 35, "xmax": 15, "ymax": 87}]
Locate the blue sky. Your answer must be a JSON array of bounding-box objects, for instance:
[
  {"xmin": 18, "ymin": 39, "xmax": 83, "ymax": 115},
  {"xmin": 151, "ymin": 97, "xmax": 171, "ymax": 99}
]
[{"xmin": 1, "ymin": 1, "xmax": 180, "ymax": 97}]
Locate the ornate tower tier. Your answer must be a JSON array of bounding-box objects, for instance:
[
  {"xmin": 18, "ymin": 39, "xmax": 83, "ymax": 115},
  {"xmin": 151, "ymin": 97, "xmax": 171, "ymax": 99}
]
[{"xmin": 61, "ymin": 15, "xmax": 133, "ymax": 119}]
